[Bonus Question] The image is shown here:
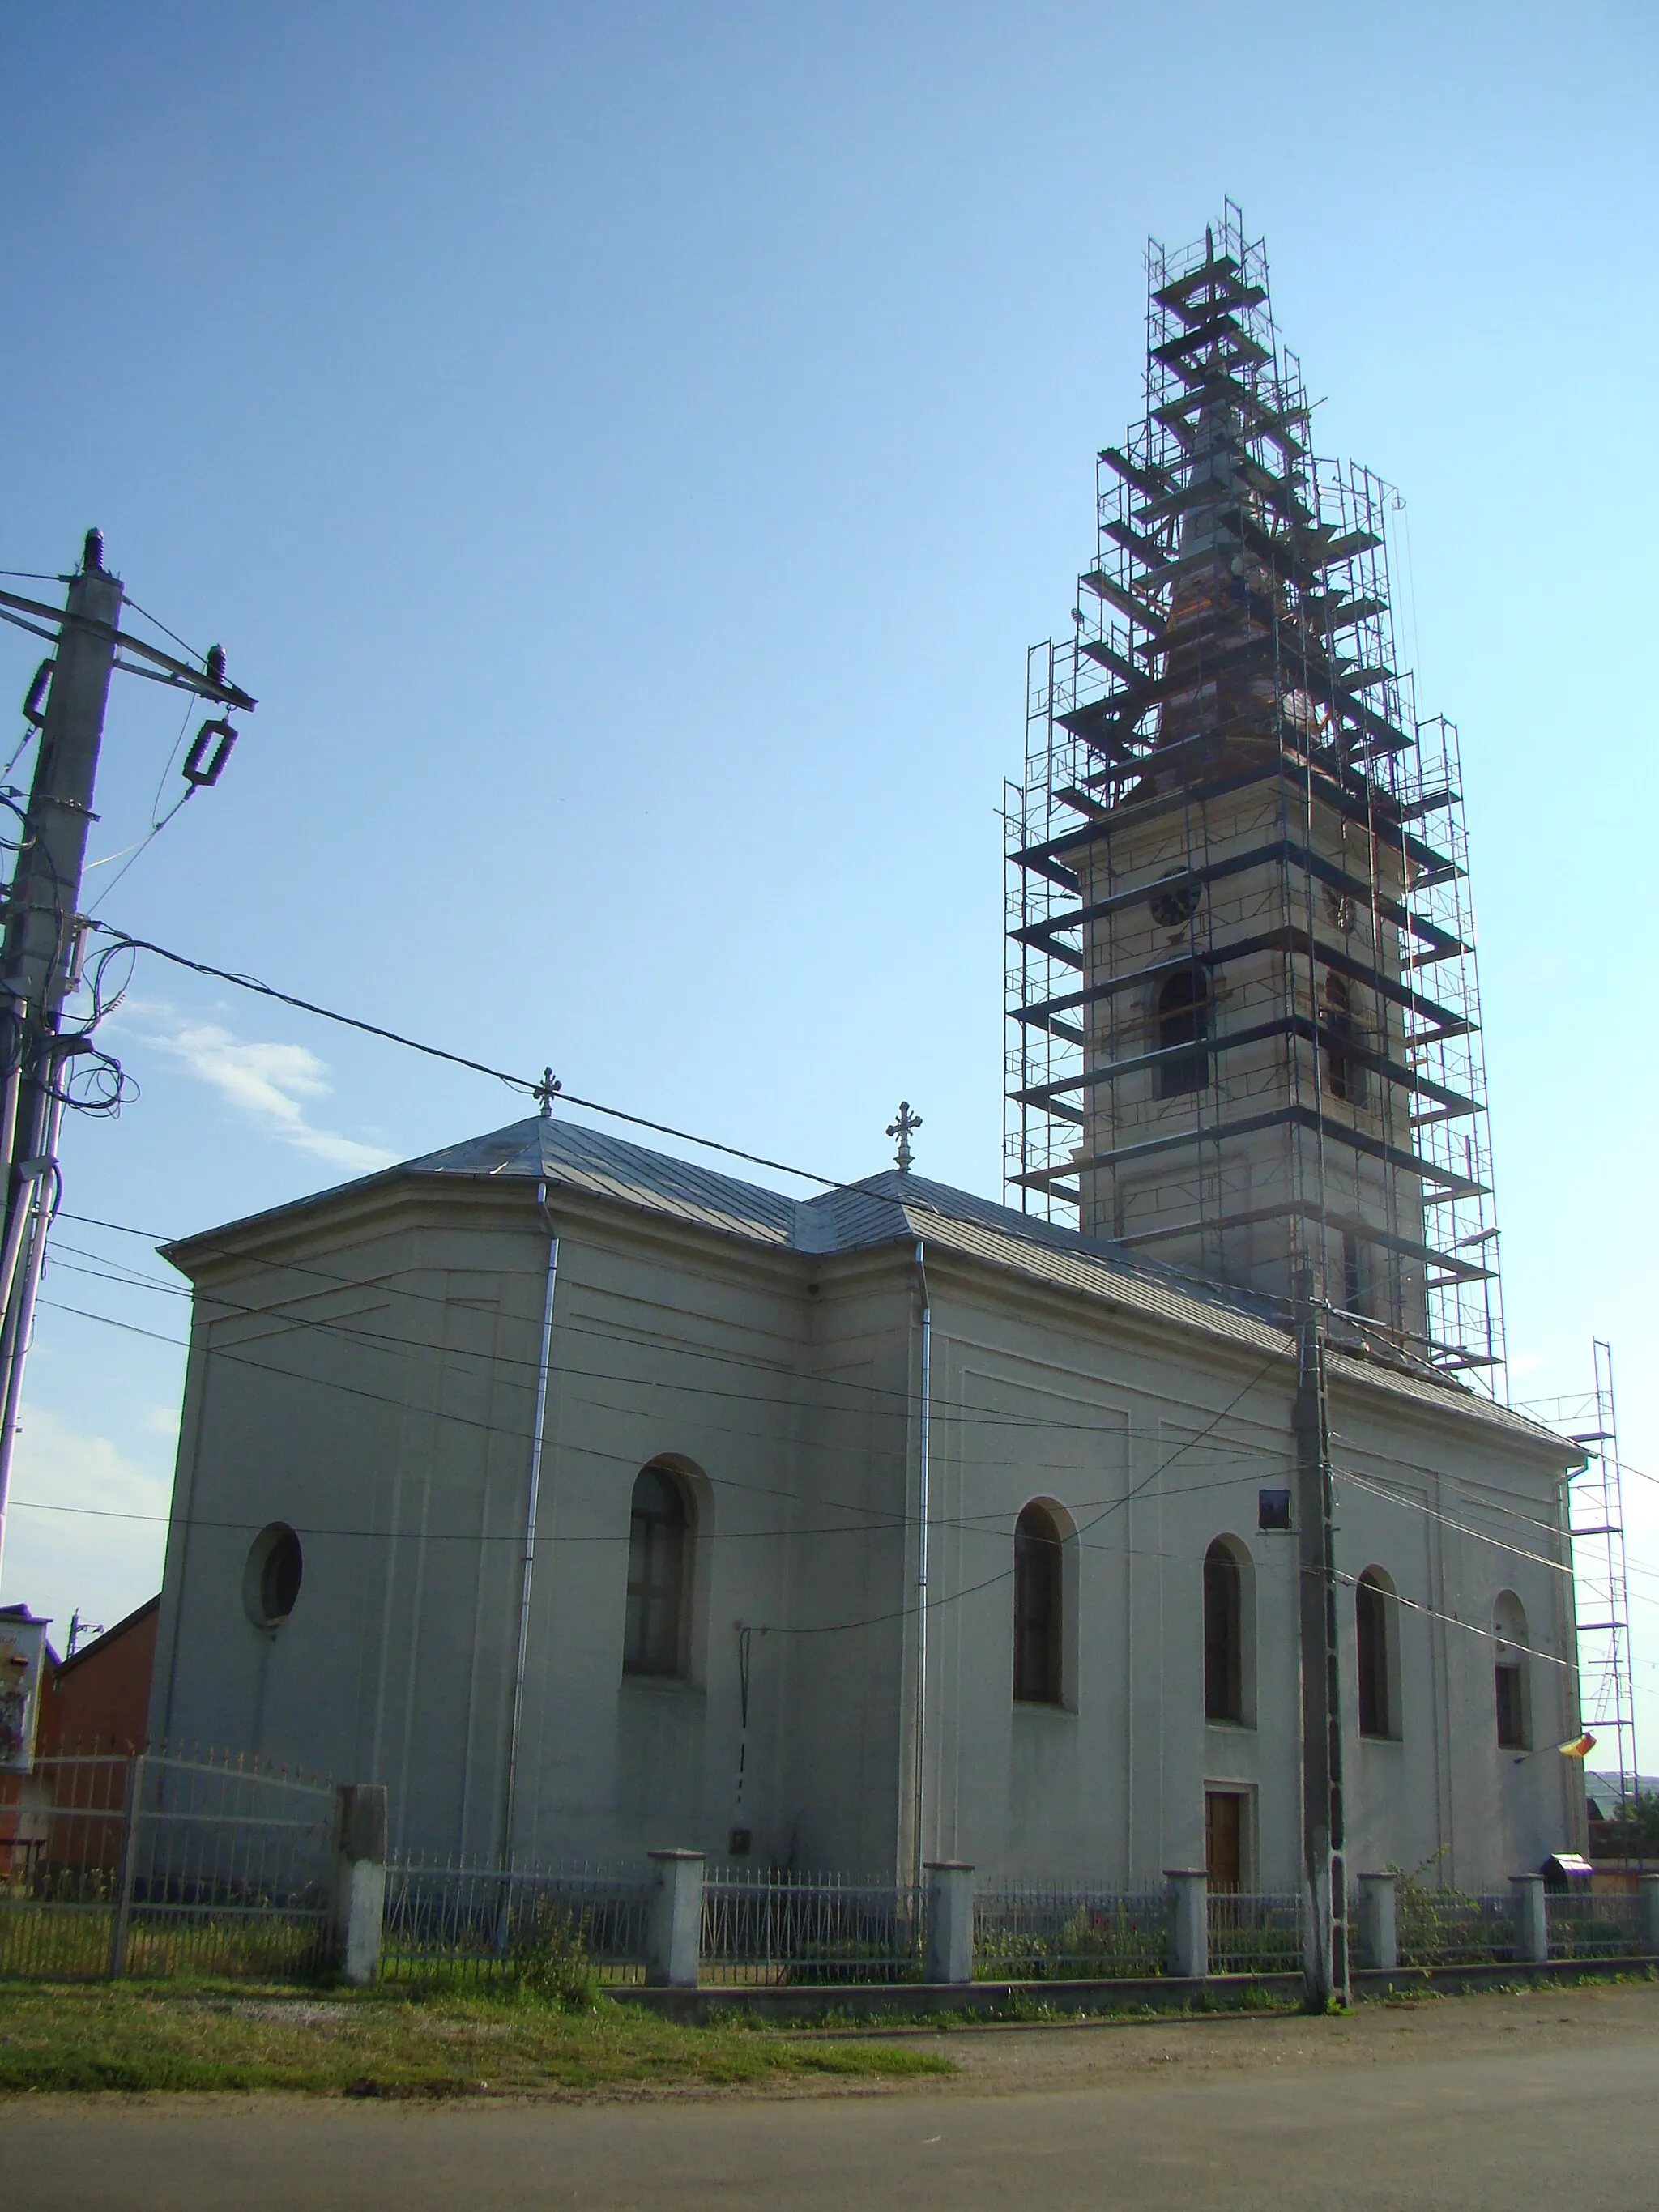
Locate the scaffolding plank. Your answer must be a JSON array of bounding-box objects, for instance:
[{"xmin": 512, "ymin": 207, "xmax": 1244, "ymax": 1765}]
[
  {"xmin": 1054, "ymin": 697, "xmax": 1141, "ymax": 755},
  {"xmin": 1012, "ymin": 833, "xmax": 1458, "ymax": 972},
  {"xmin": 1058, "ymin": 1099, "xmax": 1483, "ymax": 1199},
  {"xmin": 1100, "ymin": 445, "xmax": 1175, "ymax": 500},
  {"xmin": 1079, "ymin": 636, "xmax": 1142, "ymax": 682},
  {"xmin": 1394, "ymin": 787, "xmax": 1457, "ymax": 822},
  {"xmin": 1104, "ymin": 518, "xmax": 1170, "ymax": 567},
  {"xmin": 1081, "ymin": 569, "xmax": 1164, "ymax": 631},
  {"xmin": 1305, "ymin": 591, "xmax": 1387, "ymax": 634}
]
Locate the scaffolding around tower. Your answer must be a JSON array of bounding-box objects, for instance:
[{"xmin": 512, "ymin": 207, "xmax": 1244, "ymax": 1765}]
[
  {"xmin": 1004, "ymin": 202, "xmax": 1505, "ymax": 1384},
  {"xmin": 1522, "ymin": 1342, "xmax": 1640, "ymax": 1809}
]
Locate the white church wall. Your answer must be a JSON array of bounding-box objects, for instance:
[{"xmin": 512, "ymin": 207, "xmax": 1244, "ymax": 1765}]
[
  {"xmin": 1327, "ymin": 1377, "xmax": 1582, "ymax": 1889},
  {"xmin": 149, "ymin": 1165, "xmax": 1582, "ymax": 1894},
  {"xmin": 507, "ymin": 1207, "xmax": 826, "ymax": 1869},
  {"xmin": 778, "ymin": 1257, "xmax": 914, "ymax": 1875},
  {"xmin": 918, "ymin": 1261, "xmax": 1306, "ymax": 1886},
  {"xmin": 151, "ymin": 1207, "xmax": 558, "ymax": 1859}
]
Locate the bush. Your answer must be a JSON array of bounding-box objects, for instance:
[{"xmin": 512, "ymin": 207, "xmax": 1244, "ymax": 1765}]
[
  {"xmin": 512, "ymin": 1903, "xmax": 599, "ymax": 2011},
  {"xmin": 1598, "ymin": 1792, "xmax": 1659, "ymax": 1855}
]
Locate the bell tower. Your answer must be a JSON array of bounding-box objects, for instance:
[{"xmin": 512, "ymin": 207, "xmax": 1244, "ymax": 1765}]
[{"xmin": 1004, "ymin": 206, "xmax": 1503, "ymax": 1379}]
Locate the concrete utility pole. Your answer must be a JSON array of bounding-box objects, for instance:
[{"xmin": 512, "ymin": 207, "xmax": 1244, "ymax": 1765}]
[
  {"xmin": 1294, "ymin": 1274, "xmax": 1349, "ymax": 2005},
  {"xmin": 0, "ymin": 532, "xmax": 254, "ymax": 1583}
]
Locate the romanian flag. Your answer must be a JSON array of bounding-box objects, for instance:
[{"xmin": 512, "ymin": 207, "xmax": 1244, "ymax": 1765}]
[{"xmin": 1513, "ymin": 1731, "xmax": 1595, "ymax": 1766}]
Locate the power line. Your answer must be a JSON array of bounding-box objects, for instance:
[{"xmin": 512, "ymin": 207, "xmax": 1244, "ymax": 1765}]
[
  {"xmin": 2, "ymin": 1476, "xmax": 1283, "ymax": 1566},
  {"xmin": 1323, "ymin": 1562, "xmax": 1572, "ymax": 1674},
  {"xmin": 85, "ymin": 923, "xmax": 853, "ymax": 1194},
  {"xmin": 766, "ymin": 1348, "xmax": 1288, "ymax": 1637},
  {"xmin": 41, "ymin": 1214, "xmax": 1300, "ymax": 1458},
  {"xmin": 30, "ymin": 1292, "xmax": 1290, "ymax": 1541},
  {"xmin": 40, "ymin": 1208, "xmax": 1644, "ymax": 1623}
]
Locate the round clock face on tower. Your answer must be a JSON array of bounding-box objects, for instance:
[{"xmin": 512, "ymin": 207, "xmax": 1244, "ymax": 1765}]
[{"xmin": 1149, "ymin": 873, "xmax": 1204, "ymax": 929}]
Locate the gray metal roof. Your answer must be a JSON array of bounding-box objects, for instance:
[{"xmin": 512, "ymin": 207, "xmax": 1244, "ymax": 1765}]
[
  {"xmin": 178, "ymin": 1112, "xmax": 1570, "ymax": 1458},
  {"xmin": 403, "ymin": 1116, "xmax": 1279, "ymax": 1323}
]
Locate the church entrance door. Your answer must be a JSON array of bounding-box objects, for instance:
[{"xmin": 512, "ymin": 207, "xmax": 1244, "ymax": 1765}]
[{"xmin": 1205, "ymin": 1789, "xmax": 1244, "ymax": 1893}]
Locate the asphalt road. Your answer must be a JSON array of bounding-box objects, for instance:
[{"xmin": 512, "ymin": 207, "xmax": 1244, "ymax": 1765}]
[{"xmin": 10, "ymin": 1987, "xmax": 1659, "ymax": 2211}]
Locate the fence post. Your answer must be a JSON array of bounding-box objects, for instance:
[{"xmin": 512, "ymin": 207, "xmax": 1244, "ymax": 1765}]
[
  {"xmin": 105, "ymin": 1752, "xmax": 146, "ymax": 1978},
  {"xmin": 1355, "ymin": 1873, "xmax": 1398, "ymax": 1971},
  {"xmin": 1641, "ymin": 1874, "xmax": 1659, "ymax": 1957},
  {"xmin": 333, "ymin": 1784, "xmax": 387, "ymax": 1986},
  {"xmin": 646, "ymin": 1849, "xmax": 704, "ymax": 1988},
  {"xmin": 1510, "ymin": 1873, "xmax": 1548, "ymax": 1965},
  {"xmin": 923, "ymin": 1861, "xmax": 975, "ymax": 1985},
  {"xmin": 1165, "ymin": 1868, "xmax": 1207, "ymax": 1981}
]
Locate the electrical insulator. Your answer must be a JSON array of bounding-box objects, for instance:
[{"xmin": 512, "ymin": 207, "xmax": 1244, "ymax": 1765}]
[
  {"xmin": 182, "ymin": 718, "xmax": 237, "ymax": 788},
  {"xmin": 22, "ymin": 660, "xmax": 53, "ymax": 728}
]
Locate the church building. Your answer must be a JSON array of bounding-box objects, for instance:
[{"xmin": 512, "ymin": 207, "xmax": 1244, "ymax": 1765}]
[{"xmin": 147, "ymin": 211, "xmax": 1584, "ymax": 1899}]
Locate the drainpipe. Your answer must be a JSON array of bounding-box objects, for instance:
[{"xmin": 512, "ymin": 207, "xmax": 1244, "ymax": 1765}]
[
  {"xmin": 911, "ymin": 1238, "xmax": 932, "ymax": 1893},
  {"xmin": 500, "ymin": 1183, "xmax": 560, "ymax": 1871}
]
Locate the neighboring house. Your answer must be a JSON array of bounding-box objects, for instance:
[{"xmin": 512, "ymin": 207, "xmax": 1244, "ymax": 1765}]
[
  {"xmin": 147, "ymin": 1115, "xmax": 1581, "ymax": 1890},
  {"xmin": 37, "ymin": 1594, "xmax": 160, "ymax": 1756}
]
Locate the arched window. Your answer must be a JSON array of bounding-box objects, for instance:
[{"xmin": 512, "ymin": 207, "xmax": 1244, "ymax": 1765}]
[
  {"xmin": 1157, "ymin": 968, "xmax": 1210, "ymax": 1098},
  {"xmin": 1013, "ymin": 1503, "xmax": 1063, "ymax": 1705},
  {"xmin": 1322, "ymin": 972, "xmax": 1367, "ymax": 1106},
  {"xmin": 1204, "ymin": 1538, "xmax": 1245, "ymax": 1723},
  {"xmin": 1493, "ymin": 1590, "xmax": 1529, "ymax": 1750},
  {"xmin": 1356, "ymin": 1568, "xmax": 1397, "ymax": 1738},
  {"xmin": 624, "ymin": 1465, "xmax": 692, "ymax": 1677}
]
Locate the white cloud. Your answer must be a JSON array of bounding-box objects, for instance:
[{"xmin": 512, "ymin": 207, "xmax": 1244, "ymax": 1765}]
[
  {"xmin": 122, "ymin": 1001, "xmax": 394, "ymax": 1175},
  {"xmin": 0, "ymin": 1406, "xmax": 173, "ymax": 1640}
]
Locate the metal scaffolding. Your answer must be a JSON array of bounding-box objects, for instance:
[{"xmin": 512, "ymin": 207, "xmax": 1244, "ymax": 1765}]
[
  {"xmin": 1004, "ymin": 202, "xmax": 1503, "ymax": 1383},
  {"xmin": 1525, "ymin": 1343, "xmax": 1640, "ymax": 1807}
]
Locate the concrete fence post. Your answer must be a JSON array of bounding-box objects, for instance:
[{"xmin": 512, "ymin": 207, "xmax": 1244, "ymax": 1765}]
[
  {"xmin": 923, "ymin": 1861, "xmax": 975, "ymax": 1985},
  {"xmin": 1165, "ymin": 1869, "xmax": 1208, "ymax": 1982},
  {"xmin": 333, "ymin": 1784, "xmax": 387, "ymax": 1985},
  {"xmin": 1510, "ymin": 1873, "xmax": 1548, "ymax": 1966},
  {"xmin": 1640, "ymin": 1874, "xmax": 1659, "ymax": 1957},
  {"xmin": 646, "ymin": 1849, "xmax": 705, "ymax": 1989},
  {"xmin": 1355, "ymin": 1873, "xmax": 1398, "ymax": 1971},
  {"xmin": 105, "ymin": 1752, "xmax": 147, "ymax": 1978}
]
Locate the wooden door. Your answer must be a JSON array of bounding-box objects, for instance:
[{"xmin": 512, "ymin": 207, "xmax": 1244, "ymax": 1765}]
[{"xmin": 1205, "ymin": 1790, "xmax": 1243, "ymax": 1893}]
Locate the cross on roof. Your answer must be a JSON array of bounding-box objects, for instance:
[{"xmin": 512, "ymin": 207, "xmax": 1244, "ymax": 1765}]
[
  {"xmin": 534, "ymin": 1066, "xmax": 562, "ymax": 1119},
  {"xmin": 885, "ymin": 1100, "xmax": 922, "ymax": 1175}
]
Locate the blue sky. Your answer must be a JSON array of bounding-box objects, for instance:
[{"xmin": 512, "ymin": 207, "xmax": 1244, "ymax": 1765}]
[{"xmin": 2, "ymin": 2, "xmax": 1657, "ymax": 1757}]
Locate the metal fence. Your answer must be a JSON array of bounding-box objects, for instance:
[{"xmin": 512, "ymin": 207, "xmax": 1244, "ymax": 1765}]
[
  {"xmin": 700, "ymin": 1868, "xmax": 922, "ymax": 1986},
  {"xmin": 1206, "ymin": 1892, "xmax": 1305, "ymax": 1975},
  {"xmin": 1545, "ymin": 1891, "xmax": 1648, "ymax": 1962},
  {"xmin": 973, "ymin": 1883, "xmax": 1168, "ymax": 1980},
  {"xmin": 1396, "ymin": 1889, "xmax": 1515, "ymax": 1968},
  {"xmin": 0, "ymin": 1750, "xmax": 337, "ymax": 1980},
  {"xmin": 381, "ymin": 1857, "xmax": 651, "ymax": 1984}
]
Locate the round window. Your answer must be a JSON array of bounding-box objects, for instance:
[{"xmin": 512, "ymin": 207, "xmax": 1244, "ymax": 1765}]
[{"xmin": 243, "ymin": 1523, "xmax": 303, "ymax": 1629}]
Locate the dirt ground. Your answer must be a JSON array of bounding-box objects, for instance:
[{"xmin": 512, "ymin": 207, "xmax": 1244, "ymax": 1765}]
[
  {"xmin": 885, "ymin": 1977, "xmax": 1659, "ymax": 2098},
  {"xmin": 8, "ymin": 1982, "xmax": 1659, "ymax": 2212}
]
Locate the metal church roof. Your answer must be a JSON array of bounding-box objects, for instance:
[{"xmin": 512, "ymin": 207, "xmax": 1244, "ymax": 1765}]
[{"xmin": 169, "ymin": 1111, "xmax": 1572, "ymax": 1456}]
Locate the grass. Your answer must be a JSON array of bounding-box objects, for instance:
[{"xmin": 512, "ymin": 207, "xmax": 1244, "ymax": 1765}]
[{"xmin": 0, "ymin": 1980, "xmax": 955, "ymax": 2097}]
